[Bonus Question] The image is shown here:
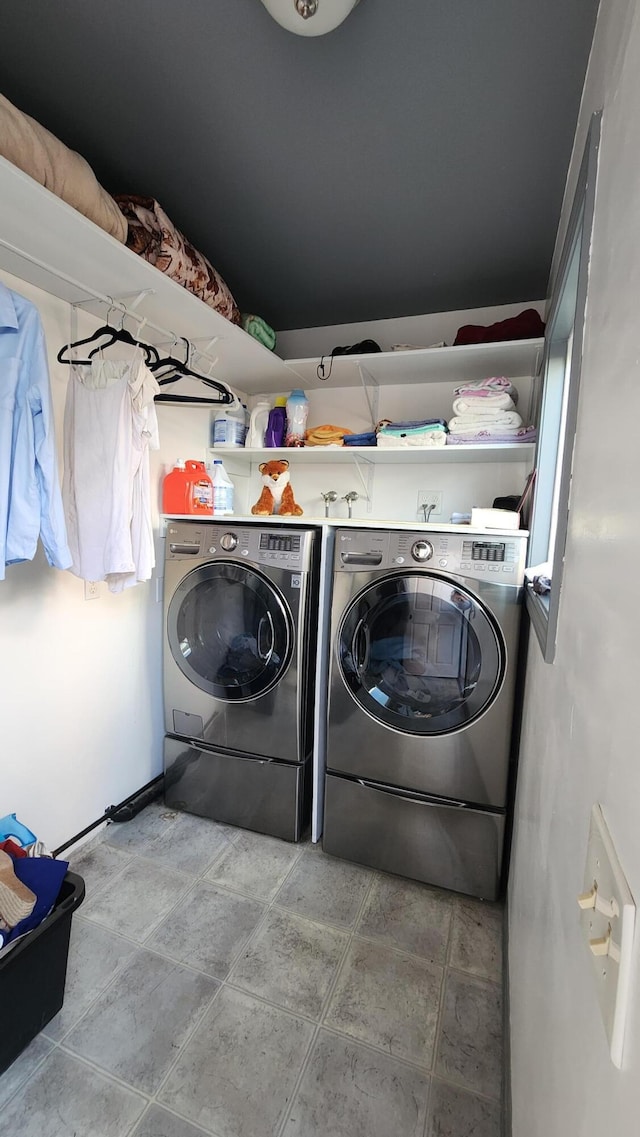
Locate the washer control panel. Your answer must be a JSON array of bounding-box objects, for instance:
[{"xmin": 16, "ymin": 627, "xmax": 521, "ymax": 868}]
[
  {"xmin": 165, "ymin": 522, "xmax": 315, "ymax": 572},
  {"xmin": 335, "ymin": 528, "xmax": 527, "ymax": 586}
]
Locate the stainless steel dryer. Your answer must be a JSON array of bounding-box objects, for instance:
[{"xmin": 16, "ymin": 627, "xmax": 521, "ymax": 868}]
[
  {"xmin": 323, "ymin": 526, "xmax": 528, "ymax": 899},
  {"xmin": 163, "ymin": 520, "xmax": 318, "ymax": 841}
]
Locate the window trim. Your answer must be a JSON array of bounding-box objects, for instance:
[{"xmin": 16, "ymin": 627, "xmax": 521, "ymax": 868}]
[{"xmin": 527, "ymin": 110, "xmax": 601, "ymax": 663}]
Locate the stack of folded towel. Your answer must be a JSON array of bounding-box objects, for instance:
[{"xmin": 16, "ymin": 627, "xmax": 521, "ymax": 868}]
[
  {"xmin": 377, "ymin": 418, "xmax": 448, "ymax": 448},
  {"xmin": 446, "ymin": 377, "xmax": 537, "ymax": 445}
]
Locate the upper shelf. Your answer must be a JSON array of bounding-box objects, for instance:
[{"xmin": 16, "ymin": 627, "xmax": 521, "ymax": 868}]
[
  {"xmin": 0, "ymin": 157, "xmax": 544, "ymax": 397},
  {"xmin": 285, "ymin": 338, "xmax": 544, "ymax": 389},
  {"xmin": 217, "ymin": 444, "xmax": 535, "ymax": 466},
  {"xmin": 0, "ymin": 157, "xmax": 293, "ymax": 393}
]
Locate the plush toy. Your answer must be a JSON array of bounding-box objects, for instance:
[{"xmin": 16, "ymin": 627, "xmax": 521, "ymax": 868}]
[{"xmin": 251, "ymin": 459, "xmax": 303, "ymax": 516}]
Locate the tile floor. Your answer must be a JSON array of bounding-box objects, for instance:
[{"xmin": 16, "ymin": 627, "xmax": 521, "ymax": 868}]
[{"xmin": 0, "ymin": 804, "xmax": 505, "ymax": 1137}]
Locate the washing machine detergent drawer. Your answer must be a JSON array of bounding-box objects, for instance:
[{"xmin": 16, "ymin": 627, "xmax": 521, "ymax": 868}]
[
  {"xmin": 164, "ymin": 735, "xmax": 310, "ymax": 842},
  {"xmin": 323, "ymin": 774, "xmax": 505, "ymax": 901}
]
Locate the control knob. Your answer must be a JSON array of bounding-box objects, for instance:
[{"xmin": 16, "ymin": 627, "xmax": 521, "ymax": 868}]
[
  {"xmin": 411, "ymin": 540, "xmax": 434, "ymax": 562},
  {"xmin": 220, "ymin": 532, "xmax": 238, "ymax": 551}
]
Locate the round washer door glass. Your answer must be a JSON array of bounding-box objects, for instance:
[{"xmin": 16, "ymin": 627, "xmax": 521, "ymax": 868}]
[
  {"xmin": 338, "ymin": 572, "xmax": 504, "ymax": 734},
  {"xmin": 168, "ymin": 562, "xmax": 293, "ymax": 700}
]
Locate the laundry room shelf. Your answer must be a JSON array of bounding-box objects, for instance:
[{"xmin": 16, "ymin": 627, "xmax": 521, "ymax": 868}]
[
  {"xmin": 0, "ymin": 156, "xmax": 292, "ymax": 392},
  {"xmin": 284, "ymin": 339, "xmax": 544, "ymax": 390},
  {"xmin": 210, "ymin": 444, "xmax": 536, "ymax": 465}
]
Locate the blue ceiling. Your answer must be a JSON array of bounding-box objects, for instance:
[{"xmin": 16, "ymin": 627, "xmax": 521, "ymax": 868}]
[{"xmin": 0, "ymin": 0, "xmax": 598, "ymax": 329}]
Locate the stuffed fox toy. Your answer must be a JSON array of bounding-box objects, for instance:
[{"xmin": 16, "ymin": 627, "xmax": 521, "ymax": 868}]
[{"xmin": 251, "ymin": 460, "xmax": 303, "ymax": 516}]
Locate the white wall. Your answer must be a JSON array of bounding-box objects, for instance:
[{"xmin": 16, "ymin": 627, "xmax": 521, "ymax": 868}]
[
  {"xmin": 508, "ymin": 1, "xmax": 640, "ymax": 1131},
  {"xmin": 0, "ymin": 269, "xmax": 212, "ymax": 851}
]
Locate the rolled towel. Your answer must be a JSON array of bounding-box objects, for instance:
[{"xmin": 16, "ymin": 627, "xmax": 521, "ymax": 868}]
[
  {"xmin": 452, "ymin": 393, "xmax": 516, "ymax": 415},
  {"xmin": 449, "ymin": 411, "xmax": 523, "ymax": 432},
  {"xmin": 453, "ymin": 376, "xmax": 515, "ymax": 395},
  {"xmin": 241, "ymin": 314, "xmax": 276, "ymax": 351}
]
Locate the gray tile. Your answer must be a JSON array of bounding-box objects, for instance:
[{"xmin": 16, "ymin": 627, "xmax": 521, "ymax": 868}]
[
  {"xmin": 43, "ymin": 919, "xmax": 137, "ymax": 1040},
  {"xmin": 204, "ymin": 830, "xmax": 301, "ymax": 901},
  {"xmin": 325, "ymin": 938, "xmax": 442, "ymax": 1067},
  {"xmin": 103, "ymin": 802, "xmax": 179, "ymax": 853},
  {"xmin": 229, "ymin": 908, "xmax": 347, "ymax": 1018},
  {"xmin": 147, "ymin": 881, "xmax": 265, "ymax": 978},
  {"xmin": 0, "ymin": 1049, "xmax": 146, "ymax": 1136},
  {"xmin": 65, "ymin": 949, "xmax": 218, "ymax": 1094},
  {"xmin": 358, "ymin": 874, "xmax": 452, "ymax": 962},
  {"xmin": 275, "ymin": 850, "xmax": 373, "ymax": 928},
  {"xmin": 435, "ymin": 972, "xmax": 503, "ymax": 1100},
  {"xmin": 159, "ymin": 986, "xmax": 314, "ymax": 1137},
  {"xmin": 141, "ymin": 811, "xmax": 239, "ymax": 876},
  {"xmin": 449, "ymin": 900, "xmax": 503, "ymax": 982},
  {"xmin": 426, "ymin": 1079, "xmax": 502, "ymax": 1137},
  {"xmin": 82, "ymin": 857, "xmax": 190, "ymax": 942},
  {"xmin": 132, "ymin": 1104, "xmax": 212, "ymax": 1137},
  {"xmin": 284, "ymin": 1030, "xmax": 430, "ymax": 1137},
  {"xmin": 68, "ymin": 839, "xmax": 132, "ymax": 899},
  {"xmin": 0, "ymin": 1036, "xmax": 53, "ymax": 1109}
]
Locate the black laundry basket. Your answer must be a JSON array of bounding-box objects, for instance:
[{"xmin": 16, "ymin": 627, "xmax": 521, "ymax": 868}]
[{"xmin": 0, "ymin": 870, "xmax": 85, "ymax": 1075}]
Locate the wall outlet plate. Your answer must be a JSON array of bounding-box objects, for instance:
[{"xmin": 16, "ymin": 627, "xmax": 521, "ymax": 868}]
[
  {"xmin": 417, "ymin": 490, "xmax": 443, "ymax": 516},
  {"xmin": 84, "ymin": 580, "xmax": 100, "ymax": 601},
  {"xmin": 580, "ymin": 804, "xmax": 636, "ymax": 1067}
]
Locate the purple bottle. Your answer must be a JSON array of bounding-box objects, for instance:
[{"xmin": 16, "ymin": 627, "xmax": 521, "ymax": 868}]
[{"xmin": 264, "ymin": 398, "xmax": 287, "ymax": 447}]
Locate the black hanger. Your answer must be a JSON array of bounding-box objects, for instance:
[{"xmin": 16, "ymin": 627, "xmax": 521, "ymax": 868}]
[
  {"xmin": 57, "ymin": 321, "xmax": 160, "ymax": 369},
  {"xmin": 149, "ymin": 338, "xmax": 233, "ymax": 405}
]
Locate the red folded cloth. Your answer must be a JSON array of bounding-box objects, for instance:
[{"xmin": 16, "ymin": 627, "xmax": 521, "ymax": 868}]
[
  {"xmin": 0, "ymin": 839, "xmax": 27, "ymax": 859},
  {"xmin": 454, "ymin": 308, "xmax": 545, "ymax": 346}
]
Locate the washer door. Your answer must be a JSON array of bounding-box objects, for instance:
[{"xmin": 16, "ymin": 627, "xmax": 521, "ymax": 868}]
[
  {"xmin": 168, "ymin": 562, "xmax": 293, "ymax": 701},
  {"xmin": 337, "ymin": 572, "xmax": 504, "ymax": 735}
]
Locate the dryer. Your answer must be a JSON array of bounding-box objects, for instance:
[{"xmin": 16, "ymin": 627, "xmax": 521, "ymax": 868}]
[
  {"xmin": 323, "ymin": 526, "xmax": 527, "ymax": 899},
  {"xmin": 163, "ymin": 520, "xmax": 318, "ymax": 841}
]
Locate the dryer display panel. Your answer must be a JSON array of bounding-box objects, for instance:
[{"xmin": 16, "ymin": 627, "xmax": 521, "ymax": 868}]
[
  {"xmin": 167, "ymin": 562, "xmax": 293, "ymax": 701},
  {"xmin": 337, "ymin": 573, "xmax": 505, "ymax": 735}
]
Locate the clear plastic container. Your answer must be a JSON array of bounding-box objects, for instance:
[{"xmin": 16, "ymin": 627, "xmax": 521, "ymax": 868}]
[
  {"xmin": 285, "ymin": 389, "xmax": 309, "ymax": 447},
  {"xmin": 208, "ymin": 459, "xmax": 234, "ymax": 515}
]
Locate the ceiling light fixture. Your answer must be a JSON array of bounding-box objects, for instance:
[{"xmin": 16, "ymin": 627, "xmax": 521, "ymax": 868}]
[{"xmin": 259, "ymin": 0, "xmax": 361, "ymax": 37}]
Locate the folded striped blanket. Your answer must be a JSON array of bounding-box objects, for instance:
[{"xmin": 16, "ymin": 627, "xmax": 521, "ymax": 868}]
[{"xmin": 446, "ymin": 426, "xmax": 537, "ymax": 445}]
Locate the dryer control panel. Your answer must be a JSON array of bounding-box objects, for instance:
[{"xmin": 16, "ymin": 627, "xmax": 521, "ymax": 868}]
[
  {"xmin": 336, "ymin": 527, "xmax": 527, "ymax": 586},
  {"xmin": 165, "ymin": 521, "xmax": 315, "ymax": 572}
]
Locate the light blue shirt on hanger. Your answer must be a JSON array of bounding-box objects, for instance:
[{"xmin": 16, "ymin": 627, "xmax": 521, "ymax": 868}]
[{"xmin": 0, "ymin": 281, "xmax": 71, "ymax": 580}]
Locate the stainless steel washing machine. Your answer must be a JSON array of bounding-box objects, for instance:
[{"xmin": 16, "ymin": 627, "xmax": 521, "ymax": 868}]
[
  {"xmin": 323, "ymin": 526, "xmax": 528, "ymax": 898},
  {"xmin": 163, "ymin": 520, "xmax": 318, "ymax": 841}
]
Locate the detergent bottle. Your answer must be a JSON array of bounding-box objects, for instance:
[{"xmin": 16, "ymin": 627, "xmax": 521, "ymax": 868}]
[
  {"xmin": 264, "ymin": 397, "xmax": 288, "ymax": 447},
  {"xmin": 285, "ymin": 389, "xmax": 309, "ymax": 447},
  {"xmin": 211, "ymin": 397, "xmax": 247, "ymax": 449},
  {"xmin": 208, "ymin": 459, "xmax": 235, "ymax": 516},
  {"xmin": 162, "ymin": 459, "xmax": 188, "ymax": 514},
  {"xmin": 185, "ymin": 461, "xmax": 213, "ymax": 515},
  {"xmin": 248, "ymin": 400, "xmax": 271, "ymax": 448}
]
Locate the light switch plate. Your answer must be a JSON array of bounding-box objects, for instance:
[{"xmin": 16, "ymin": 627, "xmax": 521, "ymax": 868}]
[{"xmin": 580, "ymin": 804, "xmax": 636, "ymax": 1067}]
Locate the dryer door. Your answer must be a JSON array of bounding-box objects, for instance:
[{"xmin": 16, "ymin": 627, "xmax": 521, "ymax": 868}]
[
  {"xmin": 167, "ymin": 562, "xmax": 293, "ymax": 701},
  {"xmin": 337, "ymin": 572, "xmax": 504, "ymax": 735}
]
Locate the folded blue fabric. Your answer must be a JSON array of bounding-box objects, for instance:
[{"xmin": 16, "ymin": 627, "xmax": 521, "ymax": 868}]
[
  {"xmin": 0, "ymin": 814, "xmax": 37, "ymax": 847},
  {"xmin": 1, "ymin": 856, "xmax": 69, "ymax": 947},
  {"xmin": 382, "ymin": 418, "xmax": 448, "ymax": 430},
  {"xmin": 343, "ymin": 432, "xmax": 377, "ymax": 446}
]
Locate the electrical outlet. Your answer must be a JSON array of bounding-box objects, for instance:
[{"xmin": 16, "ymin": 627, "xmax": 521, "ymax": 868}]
[
  {"xmin": 417, "ymin": 490, "xmax": 443, "ymax": 516},
  {"xmin": 84, "ymin": 580, "xmax": 100, "ymax": 601}
]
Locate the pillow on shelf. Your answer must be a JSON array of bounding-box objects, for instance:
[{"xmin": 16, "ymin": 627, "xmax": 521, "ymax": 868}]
[
  {"xmin": 0, "ymin": 93, "xmax": 127, "ymax": 243},
  {"xmin": 114, "ymin": 194, "xmax": 241, "ymax": 325}
]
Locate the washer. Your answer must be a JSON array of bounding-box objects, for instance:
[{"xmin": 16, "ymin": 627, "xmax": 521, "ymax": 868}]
[
  {"xmin": 163, "ymin": 520, "xmax": 318, "ymax": 841},
  {"xmin": 323, "ymin": 526, "xmax": 528, "ymax": 899}
]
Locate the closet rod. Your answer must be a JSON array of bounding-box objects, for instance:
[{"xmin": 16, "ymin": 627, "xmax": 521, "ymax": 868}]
[{"xmin": 0, "ymin": 236, "xmax": 229, "ymax": 386}]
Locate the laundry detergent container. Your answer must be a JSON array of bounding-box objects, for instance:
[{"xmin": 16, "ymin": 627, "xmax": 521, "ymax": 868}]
[{"xmin": 0, "ymin": 870, "xmax": 85, "ymax": 1074}]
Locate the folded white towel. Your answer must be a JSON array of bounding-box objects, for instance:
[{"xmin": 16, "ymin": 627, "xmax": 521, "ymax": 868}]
[
  {"xmin": 376, "ymin": 429, "xmax": 447, "ymax": 448},
  {"xmin": 449, "ymin": 411, "xmax": 522, "ymax": 431},
  {"xmin": 452, "ymin": 393, "xmax": 516, "ymax": 415},
  {"xmin": 448, "ymin": 422, "xmax": 530, "ymax": 439}
]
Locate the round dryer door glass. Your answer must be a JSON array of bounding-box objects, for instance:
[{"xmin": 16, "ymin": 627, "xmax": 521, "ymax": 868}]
[
  {"xmin": 338, "ymin": 572, "xmax": 504, "ymax": 735},
  {"xmin": 167, "ymin": 562, "xmax": 293, "ymax": 701}
]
